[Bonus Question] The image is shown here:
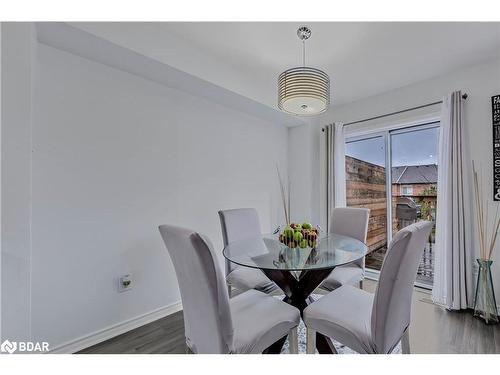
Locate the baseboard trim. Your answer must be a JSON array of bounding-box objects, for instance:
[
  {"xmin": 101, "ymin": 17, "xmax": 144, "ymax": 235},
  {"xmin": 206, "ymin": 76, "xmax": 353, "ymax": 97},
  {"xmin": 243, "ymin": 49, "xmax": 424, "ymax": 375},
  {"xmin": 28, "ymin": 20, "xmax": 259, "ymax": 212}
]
[{"xmin": 49, "ymin": 301, "xmax": 183, "ymax": 354}]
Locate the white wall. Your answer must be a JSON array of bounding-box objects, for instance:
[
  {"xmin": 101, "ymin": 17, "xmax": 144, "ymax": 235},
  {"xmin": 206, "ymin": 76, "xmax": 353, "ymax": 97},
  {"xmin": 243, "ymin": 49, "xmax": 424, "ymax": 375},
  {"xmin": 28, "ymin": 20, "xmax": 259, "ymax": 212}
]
[
  {"xmin": 26, "ymin": 43, "xmax": 288, "ymax": 349},
  {"xmin": 1, "ymin": 23, "xmax": 35, "ymax": 342},
  {"xmin": 289, "ymin": 58, "xmax": 500, "ymax": 301},
  {"xmin": 287, "ymin": 121, "xmax": 318, "ymax": 224}
]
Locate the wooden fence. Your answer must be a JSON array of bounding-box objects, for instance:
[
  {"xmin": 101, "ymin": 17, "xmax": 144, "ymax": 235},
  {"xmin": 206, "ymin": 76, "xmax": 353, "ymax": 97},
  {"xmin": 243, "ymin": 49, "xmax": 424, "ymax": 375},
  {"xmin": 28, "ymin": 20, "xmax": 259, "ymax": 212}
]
[{"xmin": 345, "ymin": 156, "xmax": 388, "ymax": 252}]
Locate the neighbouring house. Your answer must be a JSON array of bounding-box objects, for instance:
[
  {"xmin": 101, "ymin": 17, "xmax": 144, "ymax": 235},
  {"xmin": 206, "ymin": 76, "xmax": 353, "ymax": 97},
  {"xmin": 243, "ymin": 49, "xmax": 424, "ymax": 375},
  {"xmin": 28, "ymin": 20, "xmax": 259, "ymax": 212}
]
[{"xmin": 391, "ymin": 164, "xmax": 438, "ymax": 197}]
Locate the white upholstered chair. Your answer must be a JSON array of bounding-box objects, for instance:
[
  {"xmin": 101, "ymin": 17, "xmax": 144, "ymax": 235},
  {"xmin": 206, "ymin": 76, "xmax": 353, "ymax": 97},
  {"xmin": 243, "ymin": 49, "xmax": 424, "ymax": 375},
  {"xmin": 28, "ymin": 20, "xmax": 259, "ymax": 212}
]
[
  {"xmin": 159, "ymin": 224, "xmax": 300, "ymax": 354},
  {"xmin": 304, "ymin": 221, "xmax": 433, "ymax": 354},
  {"xmin": 219, "ymin": 208, "xmax": 278, "ymax": 296},
  {"xmin": 319, "ymin": 207, "xmax": 370, "ymax": 291}
]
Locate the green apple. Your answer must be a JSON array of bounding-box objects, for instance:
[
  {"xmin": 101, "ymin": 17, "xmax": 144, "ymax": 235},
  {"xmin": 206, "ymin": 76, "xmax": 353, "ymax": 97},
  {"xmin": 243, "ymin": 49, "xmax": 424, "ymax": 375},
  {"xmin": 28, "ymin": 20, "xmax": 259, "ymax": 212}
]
[
  {"xmin": 293, "ymin": 231, "xmax": 303, "ymax": 242},
  {"xmin": 283, "ymin": 226, "xmax": 294, "ymax": 238},
  {"xmin": 302, "ymin": 222, "xmax": 312, "ymax": 230},
  {"xmin": 299, "ymin": 239, "xmax": 308, "ymax": 248}
]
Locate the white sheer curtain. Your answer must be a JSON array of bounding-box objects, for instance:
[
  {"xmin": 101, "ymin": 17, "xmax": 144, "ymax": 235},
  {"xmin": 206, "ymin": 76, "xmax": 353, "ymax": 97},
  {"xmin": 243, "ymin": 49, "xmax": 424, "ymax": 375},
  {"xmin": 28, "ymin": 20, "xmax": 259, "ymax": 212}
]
[
  {"xmin": 432, "ymin": 90, "xmax": 473, "ymax": 310},
  {"xmin": 325, "ymin": 122, "xmax": 346, "ymax": 230}
]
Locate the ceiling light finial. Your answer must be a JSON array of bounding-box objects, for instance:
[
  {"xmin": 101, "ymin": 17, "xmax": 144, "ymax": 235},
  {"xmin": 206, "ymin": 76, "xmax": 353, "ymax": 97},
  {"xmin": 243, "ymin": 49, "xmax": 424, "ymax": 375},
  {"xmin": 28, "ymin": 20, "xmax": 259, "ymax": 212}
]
[{"xmin": 297, "ymin": 26, "xmax": 311, "ymax": 41}]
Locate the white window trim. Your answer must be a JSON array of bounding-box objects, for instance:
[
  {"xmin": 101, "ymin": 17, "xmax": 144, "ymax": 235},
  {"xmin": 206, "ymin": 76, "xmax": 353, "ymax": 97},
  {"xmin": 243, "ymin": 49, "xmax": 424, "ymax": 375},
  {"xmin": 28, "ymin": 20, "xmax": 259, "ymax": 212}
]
[{"xmin": 345, "ymin": 113, "xmax": 441, "ymax": 138}]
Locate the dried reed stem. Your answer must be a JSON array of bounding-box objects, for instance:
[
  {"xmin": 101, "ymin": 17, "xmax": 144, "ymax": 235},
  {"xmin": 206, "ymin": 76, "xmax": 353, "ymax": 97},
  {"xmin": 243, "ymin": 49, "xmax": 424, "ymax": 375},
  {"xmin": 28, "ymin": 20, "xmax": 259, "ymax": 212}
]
[
  {"xmin": 288, "ymin": 180, "xmax": 291, "ymax": 224},
  {"xmin": 488, "ymin": 206, "xmax": 500, "ymax": 260},
  {"xmin": 473, "ymin": 161, "xmax": 500, "ymax": 260},
  {"xmin": 276, "ymin": 166, "xmax": 289, "ymax": 226}
]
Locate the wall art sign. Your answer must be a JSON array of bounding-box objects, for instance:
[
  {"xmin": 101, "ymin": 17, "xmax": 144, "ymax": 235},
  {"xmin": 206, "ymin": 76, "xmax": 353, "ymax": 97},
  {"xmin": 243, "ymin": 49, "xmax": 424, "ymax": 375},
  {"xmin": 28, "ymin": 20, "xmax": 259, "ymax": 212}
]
[{"xmin": 493, "ymin": 94, "xmax": 500, "ymax": 201}]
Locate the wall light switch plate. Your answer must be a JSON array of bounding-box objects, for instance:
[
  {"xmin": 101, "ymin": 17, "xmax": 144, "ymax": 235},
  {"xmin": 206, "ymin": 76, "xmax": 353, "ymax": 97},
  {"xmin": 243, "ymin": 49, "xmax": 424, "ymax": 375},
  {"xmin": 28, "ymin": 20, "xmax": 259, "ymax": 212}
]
[{"xmin": 118, "ymin": 274, "xmax": 132, "ymax": 292}]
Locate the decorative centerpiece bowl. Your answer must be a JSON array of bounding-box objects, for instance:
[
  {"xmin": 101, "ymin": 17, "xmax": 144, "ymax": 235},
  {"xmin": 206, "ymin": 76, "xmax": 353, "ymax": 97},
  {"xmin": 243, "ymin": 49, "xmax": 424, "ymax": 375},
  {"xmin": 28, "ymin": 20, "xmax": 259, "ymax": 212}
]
[{"xmin": 278, "ymin": 222, "xmax": 318, "ymax": 249}]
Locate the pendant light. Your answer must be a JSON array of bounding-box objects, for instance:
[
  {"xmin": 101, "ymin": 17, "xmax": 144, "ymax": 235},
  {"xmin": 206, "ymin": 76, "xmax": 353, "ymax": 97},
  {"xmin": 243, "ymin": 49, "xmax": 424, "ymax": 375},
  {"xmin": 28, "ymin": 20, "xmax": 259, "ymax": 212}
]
[{"xmin": 278, "ymin": 26, "xmax": 330, "ymax": 116}]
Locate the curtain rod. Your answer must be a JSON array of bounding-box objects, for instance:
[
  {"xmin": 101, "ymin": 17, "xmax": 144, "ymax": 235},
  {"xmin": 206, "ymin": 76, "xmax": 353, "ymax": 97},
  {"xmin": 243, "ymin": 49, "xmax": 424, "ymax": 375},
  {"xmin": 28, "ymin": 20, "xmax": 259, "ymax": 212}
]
[{"xmin": 321, "ymin": 93, "xmax": 468, "ymax": 131}]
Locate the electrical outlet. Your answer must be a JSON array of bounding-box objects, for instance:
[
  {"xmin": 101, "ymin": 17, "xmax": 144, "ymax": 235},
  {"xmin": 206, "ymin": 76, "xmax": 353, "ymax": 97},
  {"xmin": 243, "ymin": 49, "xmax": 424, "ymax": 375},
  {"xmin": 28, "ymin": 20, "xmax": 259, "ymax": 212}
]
[{"xmin": 118, "ymin": 274, "xmax": 132, "ymax": 292}]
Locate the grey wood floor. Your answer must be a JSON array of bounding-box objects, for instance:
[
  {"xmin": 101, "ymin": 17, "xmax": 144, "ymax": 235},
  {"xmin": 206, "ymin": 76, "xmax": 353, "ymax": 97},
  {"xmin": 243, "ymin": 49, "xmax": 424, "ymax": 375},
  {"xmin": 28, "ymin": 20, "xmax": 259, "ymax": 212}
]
[
  {"xmin": 78, "ymin": 281, "xmax": 500, "ymax": 354},
  {"xmin": 78, "ymin": 310, "xmax": 187, "ymax": 354}
]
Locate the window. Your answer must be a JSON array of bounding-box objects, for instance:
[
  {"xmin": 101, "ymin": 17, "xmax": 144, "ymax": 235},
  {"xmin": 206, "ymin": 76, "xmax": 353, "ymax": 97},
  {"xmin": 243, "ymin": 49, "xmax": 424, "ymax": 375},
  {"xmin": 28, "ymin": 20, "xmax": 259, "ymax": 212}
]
[
  {"xmin": 345, "ymin": 122, "xmax": 439, "ymax": 288},
  {"xmin": 402, "ymin": 185, "xmax": 413, "ymax": 196}
]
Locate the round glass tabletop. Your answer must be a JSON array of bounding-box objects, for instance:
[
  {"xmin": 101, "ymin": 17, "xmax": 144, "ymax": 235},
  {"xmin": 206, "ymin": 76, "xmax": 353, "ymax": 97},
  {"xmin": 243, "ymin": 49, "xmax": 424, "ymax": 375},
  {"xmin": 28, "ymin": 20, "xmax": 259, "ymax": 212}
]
[{"xmin": 222, "ymin": 233, "xmax": 367, "ymax": 271}]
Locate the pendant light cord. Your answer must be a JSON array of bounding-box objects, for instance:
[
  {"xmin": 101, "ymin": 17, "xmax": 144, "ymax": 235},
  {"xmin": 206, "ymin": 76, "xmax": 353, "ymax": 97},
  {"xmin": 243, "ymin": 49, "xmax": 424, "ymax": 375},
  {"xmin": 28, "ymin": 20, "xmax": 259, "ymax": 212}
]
[{"xmin": 302, "ymin": 40, "xmax": 306, "ymax": 67}]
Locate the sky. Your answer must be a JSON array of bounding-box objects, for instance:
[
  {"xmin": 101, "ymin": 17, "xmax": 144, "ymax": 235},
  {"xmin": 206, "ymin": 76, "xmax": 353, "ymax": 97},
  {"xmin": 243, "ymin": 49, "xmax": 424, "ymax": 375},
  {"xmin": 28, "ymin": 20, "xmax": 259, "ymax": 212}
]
[{"xmin": 346, "ymin": 126, "xmax": 439, "ymax": 167}]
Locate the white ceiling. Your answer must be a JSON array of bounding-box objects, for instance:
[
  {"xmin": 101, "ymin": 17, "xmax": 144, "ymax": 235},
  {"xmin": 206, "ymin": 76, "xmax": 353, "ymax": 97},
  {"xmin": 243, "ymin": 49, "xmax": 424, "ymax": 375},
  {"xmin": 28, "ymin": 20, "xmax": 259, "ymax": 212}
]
[{"xmin": 70, "ymin": 22, "xmax": 500, "ymax": 112}]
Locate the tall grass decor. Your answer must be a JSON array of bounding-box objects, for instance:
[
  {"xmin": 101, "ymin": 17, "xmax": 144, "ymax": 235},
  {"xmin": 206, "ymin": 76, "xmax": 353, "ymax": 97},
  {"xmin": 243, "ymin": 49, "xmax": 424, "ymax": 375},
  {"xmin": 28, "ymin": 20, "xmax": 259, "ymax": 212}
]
[{"xmin": 472, "ymin": 162, "xmax": 499, "ymax": 324}]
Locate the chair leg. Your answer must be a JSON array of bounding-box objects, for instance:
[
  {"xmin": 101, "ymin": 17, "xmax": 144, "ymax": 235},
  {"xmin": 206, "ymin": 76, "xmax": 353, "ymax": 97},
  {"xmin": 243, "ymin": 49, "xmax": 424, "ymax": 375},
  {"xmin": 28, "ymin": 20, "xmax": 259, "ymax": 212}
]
[
  {"xmin": 185, "ymin": 340, "xmax": 194, "ymax": 354},
  {"xmin": 306, "ymin": 328, "xmax": 316, "ymax": 354},
  {"xmin": 359, "ymin": 279, "xmax": 364, "ymax": 289},
  {"xmin": 401, "ymin": 329, "xmax": 410, "ymax": 354},
  {"xmin": 227, "ymin": 285, "xmax": 232, "ymax": 298},
  {"xmin": 288, "ymin": 328, "xmax": 298, "ymax": 354}
]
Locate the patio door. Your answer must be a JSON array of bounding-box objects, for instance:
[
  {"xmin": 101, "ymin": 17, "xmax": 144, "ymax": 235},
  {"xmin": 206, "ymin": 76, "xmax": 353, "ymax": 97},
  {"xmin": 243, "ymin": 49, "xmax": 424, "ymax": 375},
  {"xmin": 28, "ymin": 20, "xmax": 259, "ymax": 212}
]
[{"xmin": 345, "ymin": 122, "xmax": 439, "ymax": 288}]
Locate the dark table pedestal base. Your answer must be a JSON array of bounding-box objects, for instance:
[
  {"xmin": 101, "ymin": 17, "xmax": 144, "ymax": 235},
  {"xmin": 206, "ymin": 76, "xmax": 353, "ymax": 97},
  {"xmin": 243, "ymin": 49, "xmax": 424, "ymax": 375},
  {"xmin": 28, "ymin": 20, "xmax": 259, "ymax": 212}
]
[{"xmin": 261, "ymin": 267, "xmax": 336, "ymax": 354}]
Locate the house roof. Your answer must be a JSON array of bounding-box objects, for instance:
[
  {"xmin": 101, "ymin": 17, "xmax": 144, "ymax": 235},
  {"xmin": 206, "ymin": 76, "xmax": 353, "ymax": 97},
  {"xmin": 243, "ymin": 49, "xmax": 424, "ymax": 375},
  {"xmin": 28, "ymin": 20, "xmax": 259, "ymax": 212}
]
[{"xmin": 392, "ymin": 164, "xmax": 438, "ymax": 184}]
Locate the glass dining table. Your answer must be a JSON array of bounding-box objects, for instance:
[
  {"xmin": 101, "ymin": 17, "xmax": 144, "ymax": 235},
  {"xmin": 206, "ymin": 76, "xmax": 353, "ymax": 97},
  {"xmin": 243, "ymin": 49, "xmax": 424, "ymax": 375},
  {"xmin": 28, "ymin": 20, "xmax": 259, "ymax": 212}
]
[{"xmin": 223, "ymin": 233, "xmax": 367, "ymax": 353}]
